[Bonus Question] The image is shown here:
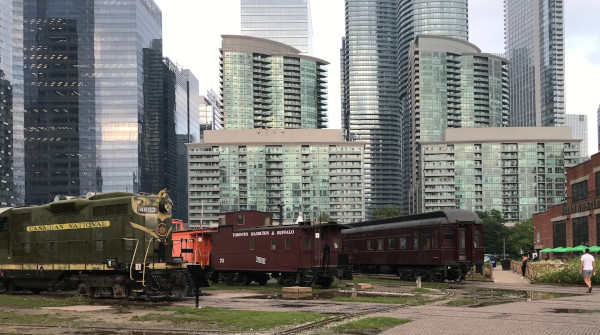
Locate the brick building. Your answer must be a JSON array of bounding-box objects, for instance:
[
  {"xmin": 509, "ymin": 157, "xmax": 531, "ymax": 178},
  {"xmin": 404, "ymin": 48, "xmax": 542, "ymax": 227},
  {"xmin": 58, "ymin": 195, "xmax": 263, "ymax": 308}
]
[{"xmin": 533, "ymin": 152, "xmax": 600, "ymax": 252}]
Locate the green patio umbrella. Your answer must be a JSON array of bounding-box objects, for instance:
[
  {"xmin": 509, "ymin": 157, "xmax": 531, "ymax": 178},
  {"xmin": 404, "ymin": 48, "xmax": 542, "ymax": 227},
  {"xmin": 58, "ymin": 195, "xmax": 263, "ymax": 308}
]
[
  {"xmin": 590, "ymin": 246, "xmax": 600, "ymax": 253},
  {"xmin": 552, "ymin": 247, "xmax": 568, "ymax": 252},
  {"xmin": 573, "ymin": 245, "xmax": 588, "ymax": 252},
  {"xmin": 563, "ymin": 247, "xmax": 576, "ymax": 252},
  {"xmin": 539, "ymin": 248, "xmax": 553, "ymax": 253}
]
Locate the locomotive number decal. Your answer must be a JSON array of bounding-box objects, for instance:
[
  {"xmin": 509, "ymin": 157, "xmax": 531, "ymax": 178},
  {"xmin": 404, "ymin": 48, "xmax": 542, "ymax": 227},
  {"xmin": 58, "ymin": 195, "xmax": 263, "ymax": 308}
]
[
  {"xmin": 26, "ymin": 221, "xmax": 110, "ymax": 232},
  {"xmin": 256, "ymin": 256, "xmax": 266, "ymax": 265},
  {"xmin": 137, "ymin": 206, "xmax": 158, "ymax": 214}
]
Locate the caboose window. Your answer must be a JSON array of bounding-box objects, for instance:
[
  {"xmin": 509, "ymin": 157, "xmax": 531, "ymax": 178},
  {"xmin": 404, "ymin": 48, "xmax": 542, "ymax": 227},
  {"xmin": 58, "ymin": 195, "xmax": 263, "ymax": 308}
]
[
  {"xmin": 271, "ymin": 238, "xmax": 276, "ymax": 250},
  {"xmin": 420, "ymin": 231, "xmax": 430, "ymax": 249},
  {"xmin": 400, "ymin": 237, "xmax": 407, "ymax": 249},
  {"xmin": 250, "ymin": 240, "xmax": 255, "ymax": 250},
  {"xmin": 237, "ymin": 215, "xmax": 245, "ymax": 225},
  {"xmin": 474, "ymin": 229, "xmax": 481, "ymax": 248},
  {"xmin": 304, "ymin": 238, "xmax": 311, "ymax": 248},
  {"xmin": 367, "ymin": 240, "xmax": 375, "ymax": 250},
  {"xmin": 377, "ymin": 239, "xmax": 384, "ymax": 251},
  {"xmin": 285, "ymin": 238, "xmax": 291, "ymax": 250},
  {"xmin": 333, "ymin": 237, "xmax": 339, "ymax": 249},
  {"xmin": 263, "ymin": 217, "xmax": 271, "ymax": 226},
  {"xmin": 443, "ymin": 229, "xmax": 455, "ymax": 248},
  {"xmin": 413, "ymin": 232, "xmax": 419, "ymax": 249}
]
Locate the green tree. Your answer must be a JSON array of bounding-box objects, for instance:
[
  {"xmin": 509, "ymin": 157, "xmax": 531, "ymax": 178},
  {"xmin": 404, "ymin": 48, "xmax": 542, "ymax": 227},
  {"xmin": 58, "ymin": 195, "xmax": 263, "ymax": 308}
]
[
  {"xmin": 507, "ymin": 219, "xmax": 534, "ymax": 257},
  {"xmin": 476, "ymin": 210, "xmax": 509, "ymax": 256},
  {"xmin": 316, "ymin": 212, "xmax": 330, "ymax": 223},
  {"xmin": 371, "ymin": 206, "xmax": 402, "ymax": 220}
]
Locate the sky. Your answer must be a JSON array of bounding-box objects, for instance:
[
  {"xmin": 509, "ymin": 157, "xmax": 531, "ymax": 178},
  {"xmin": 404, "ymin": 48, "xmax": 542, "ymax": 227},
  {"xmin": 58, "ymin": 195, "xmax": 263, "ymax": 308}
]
[{"xmin": 154, "ymin": 0, "xmax": 600, "ymax": 156}]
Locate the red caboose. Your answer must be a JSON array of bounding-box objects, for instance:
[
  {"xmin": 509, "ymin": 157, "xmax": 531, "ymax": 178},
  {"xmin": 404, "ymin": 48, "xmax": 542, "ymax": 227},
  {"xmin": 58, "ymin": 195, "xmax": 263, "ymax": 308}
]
[
  {"xmin": 209, "ymin": 211, "xmax": 350, "ymax": 288},
  {"xmin": 172, "ymin": 229, "xmax": 213, "ymax": 266}
]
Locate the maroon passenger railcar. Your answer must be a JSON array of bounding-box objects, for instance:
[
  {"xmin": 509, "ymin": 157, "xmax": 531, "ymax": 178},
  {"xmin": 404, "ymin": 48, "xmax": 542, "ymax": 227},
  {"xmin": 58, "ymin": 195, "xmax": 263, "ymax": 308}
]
[
  {"xmin": 209, "ymin": 211, "xmax": 350, "ymax": 288},
  {"xmin": 341, "ymin": 210, "xmax": 484, "ymax": 281}
]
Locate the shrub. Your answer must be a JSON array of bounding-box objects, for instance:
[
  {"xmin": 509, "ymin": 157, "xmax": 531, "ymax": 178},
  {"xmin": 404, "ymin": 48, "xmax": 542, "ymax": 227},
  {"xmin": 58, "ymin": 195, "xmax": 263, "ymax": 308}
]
[{"xmin": 534, "ymin": 257, "xmax": 600, "ymax": 285}]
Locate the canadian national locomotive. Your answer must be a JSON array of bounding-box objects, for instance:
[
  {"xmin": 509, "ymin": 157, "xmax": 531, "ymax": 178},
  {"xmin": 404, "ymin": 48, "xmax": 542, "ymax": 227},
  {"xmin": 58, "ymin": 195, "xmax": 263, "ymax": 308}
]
[
  {"xmin": 0, "ymin": 190, "xmax": 194, "ymax": 299},
  {"xmin": 341, "ymin": 210, "xmax": 484, "ymax": 281}
]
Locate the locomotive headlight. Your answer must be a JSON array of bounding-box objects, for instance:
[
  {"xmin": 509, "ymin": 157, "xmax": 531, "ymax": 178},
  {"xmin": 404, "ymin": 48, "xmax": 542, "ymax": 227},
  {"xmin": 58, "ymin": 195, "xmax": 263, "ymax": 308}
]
[{"xmin": 159, "ymin": 200, "xmax": 172, "ymax": 214}]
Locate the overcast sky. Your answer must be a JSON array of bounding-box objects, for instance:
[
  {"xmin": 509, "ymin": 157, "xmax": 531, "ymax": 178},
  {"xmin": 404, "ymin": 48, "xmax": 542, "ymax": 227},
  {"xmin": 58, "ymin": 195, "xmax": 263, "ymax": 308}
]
[{"xmin": 154, "ymin": 0, "xmax": 600, "ymax": 156}]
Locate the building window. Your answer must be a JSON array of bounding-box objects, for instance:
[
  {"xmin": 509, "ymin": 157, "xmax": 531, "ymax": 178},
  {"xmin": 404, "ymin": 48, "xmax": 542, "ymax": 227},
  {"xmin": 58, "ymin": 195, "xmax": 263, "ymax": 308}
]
[
  {"xmin": 572, "ymin": 180, "xmax": 588, "ymax": 202},
  {"xmin": 596, "ymin": 172, "xmax": 600, "ymax": 197},
  {"xmin": 572, "ymin": 217, "xmax": 589, "ymax": 246},
  {"xmin": 597, "ymin": 216, "xmax": 600, "ymax": 247},
  {"xmin": 553, "ymin": 220, "xmax": 566, "ymax": 247}
]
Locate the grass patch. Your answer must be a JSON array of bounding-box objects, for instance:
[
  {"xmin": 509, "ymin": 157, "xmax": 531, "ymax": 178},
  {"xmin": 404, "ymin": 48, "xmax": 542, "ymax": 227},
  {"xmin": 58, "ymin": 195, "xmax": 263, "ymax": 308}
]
[
  {"xmin": 331, "ymin": 295, "xmax": 425, "ymax": 305},
  {"xmin": 335, "ymin": 317, "xmax": 410, "ymax": 334},
  {"xmin": 0, "ymin": 311, "xmax": 78, "ymax": 326},
  {"xmin": 446, "ymin": 298, "xmax": 476, "ymax": 306},
  {"xmin": 0, "ymin": 295, "xmax": 89, "ymax": 308},
  {"xmin": 131, "ymin": 306, "xmax": 328, "ymax": 331}
]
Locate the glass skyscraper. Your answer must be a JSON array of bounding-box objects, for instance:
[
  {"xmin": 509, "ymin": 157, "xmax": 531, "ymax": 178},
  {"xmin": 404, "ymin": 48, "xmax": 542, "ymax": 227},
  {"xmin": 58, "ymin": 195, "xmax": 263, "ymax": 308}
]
[
  {"xmin": 220, "ymin": 35, "xmax": 328, "ymax": 130},
  {"xmin": 341, "ymin": 0, "xmax": 469, "ymax": 216},
  {"xmin": 408, "ymin": 36, "xmax": 509, "ymax": 213},
  {"xmin": 504, "ymin": 0, "xmax": 565, "ymax": 127},
  {"xmin": 0, "ymin": 0, "xmax": 24, "ymax": 206},
  {"xmin": 241, "ymin": 0, "xmax": 313, "ymax": 55},
  {"xmin": 23, "ymin": 0, "xmax": 163, "ymax": 204},
  {"xmin": 563, "ymin": 114, "xmax": 588, "ymax": 158},
  {"xmin": 199, "ymin": 89, "xmax": 223, "ymax": 141}
]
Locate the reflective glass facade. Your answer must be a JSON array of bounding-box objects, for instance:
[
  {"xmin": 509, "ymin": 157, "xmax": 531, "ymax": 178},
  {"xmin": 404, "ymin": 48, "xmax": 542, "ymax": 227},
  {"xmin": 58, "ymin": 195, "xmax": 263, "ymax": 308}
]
[
  {"xmin": 563, "ymin": 115, "xmax": 588, "ymax": 158},
  {"xmin": 23, "ymin": 0, "xmax": 163, "ymax": 204},
  {"xmin": 342, "ymin": 0, "xmax": 469, "ymax": 216},
  {"xmin": 419, "ymin": 127, "xmax": 580, "ymax": 221},
  {"xmin": 220, "ymin": 35, "xmax": 328, "ymax": 130},
  {"xmin": 241, "ymin": 0, "xmax": 313, "ymax": 55},
  {"xmin": 0, "ymin": 0, "xmax": 23, "ymax": 205},
  {"xmin": 505, "ymin": 0, "xmax": 565, "ymax": 127},
  {"xmin": 188, "ymin": 129, "xmax": 365, "ymax": 227},
  {"xmin": 199, "ymin": 89, "xmax": 223, "ymax": 142}
]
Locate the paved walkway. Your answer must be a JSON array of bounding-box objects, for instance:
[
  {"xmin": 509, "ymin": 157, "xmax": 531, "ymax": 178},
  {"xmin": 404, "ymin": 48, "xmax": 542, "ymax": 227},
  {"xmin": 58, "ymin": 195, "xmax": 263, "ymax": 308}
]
[{"xmin": 377, "ymin": 267, "xmax": 599, "ymax": 335}]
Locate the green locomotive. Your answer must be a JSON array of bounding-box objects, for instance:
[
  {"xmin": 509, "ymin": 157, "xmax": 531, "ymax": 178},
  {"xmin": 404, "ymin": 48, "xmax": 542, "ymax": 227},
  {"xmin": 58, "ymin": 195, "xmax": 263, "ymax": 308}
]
[{"xmin": 0, "ymin": 190, "xmax": 194, "ymax": 299}]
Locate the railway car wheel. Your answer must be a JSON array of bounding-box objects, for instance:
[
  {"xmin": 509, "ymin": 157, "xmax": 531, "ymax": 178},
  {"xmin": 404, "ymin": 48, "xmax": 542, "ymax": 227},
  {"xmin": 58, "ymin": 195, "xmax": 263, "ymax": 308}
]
[
  {"xmin": 318, "ymin": 278, "xmax": 332, "ymax": 289},
  {"xmin": 256, "ymin": 274, "xmax": 269, "ymax": 286},
  {"xmin": 278, "ymin": 276, "xmax": 296, "ymax": 286}
]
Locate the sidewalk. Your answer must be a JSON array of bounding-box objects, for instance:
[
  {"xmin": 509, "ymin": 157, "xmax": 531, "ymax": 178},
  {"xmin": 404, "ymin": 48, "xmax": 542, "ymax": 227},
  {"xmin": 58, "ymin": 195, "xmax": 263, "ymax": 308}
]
[{"xmin": 376, "ymin": 267, "xmax": 599, "ymax": 335}]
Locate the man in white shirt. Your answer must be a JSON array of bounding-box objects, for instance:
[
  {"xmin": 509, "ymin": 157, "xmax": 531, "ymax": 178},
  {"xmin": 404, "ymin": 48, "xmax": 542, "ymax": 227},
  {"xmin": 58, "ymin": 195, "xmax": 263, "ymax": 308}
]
[{"xmin": 580, "ymin": 248, "xmax": 596, "ymax": 293}]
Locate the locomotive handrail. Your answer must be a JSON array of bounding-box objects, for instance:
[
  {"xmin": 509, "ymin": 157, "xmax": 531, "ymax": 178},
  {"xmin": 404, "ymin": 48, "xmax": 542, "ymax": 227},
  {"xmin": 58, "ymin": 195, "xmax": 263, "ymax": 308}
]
[
  {"xmin": 124, "ymin": 237, "xmax": 139, "ymax": 281},
  {"xmin": 142, "ymin": 238, "xmax": 153, "ymax": 286}
]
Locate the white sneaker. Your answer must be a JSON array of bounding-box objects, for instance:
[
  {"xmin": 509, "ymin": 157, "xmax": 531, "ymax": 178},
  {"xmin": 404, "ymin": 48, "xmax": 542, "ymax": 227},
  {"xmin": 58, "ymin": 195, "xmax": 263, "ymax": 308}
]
[{"xmin": 520, "ymin": 276, "xmax": 524, "ymax": 279}]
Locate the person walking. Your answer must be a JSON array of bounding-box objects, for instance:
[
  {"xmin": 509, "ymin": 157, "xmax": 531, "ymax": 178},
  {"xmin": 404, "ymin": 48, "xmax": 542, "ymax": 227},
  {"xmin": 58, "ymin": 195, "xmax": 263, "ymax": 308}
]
[
  {"xmin": 580, "ymin": 248, "xmax": 596, "ymax": 293},
  {"xmin": 521, "ymin": 255, "xmax": 528, "ymax": 279}
]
